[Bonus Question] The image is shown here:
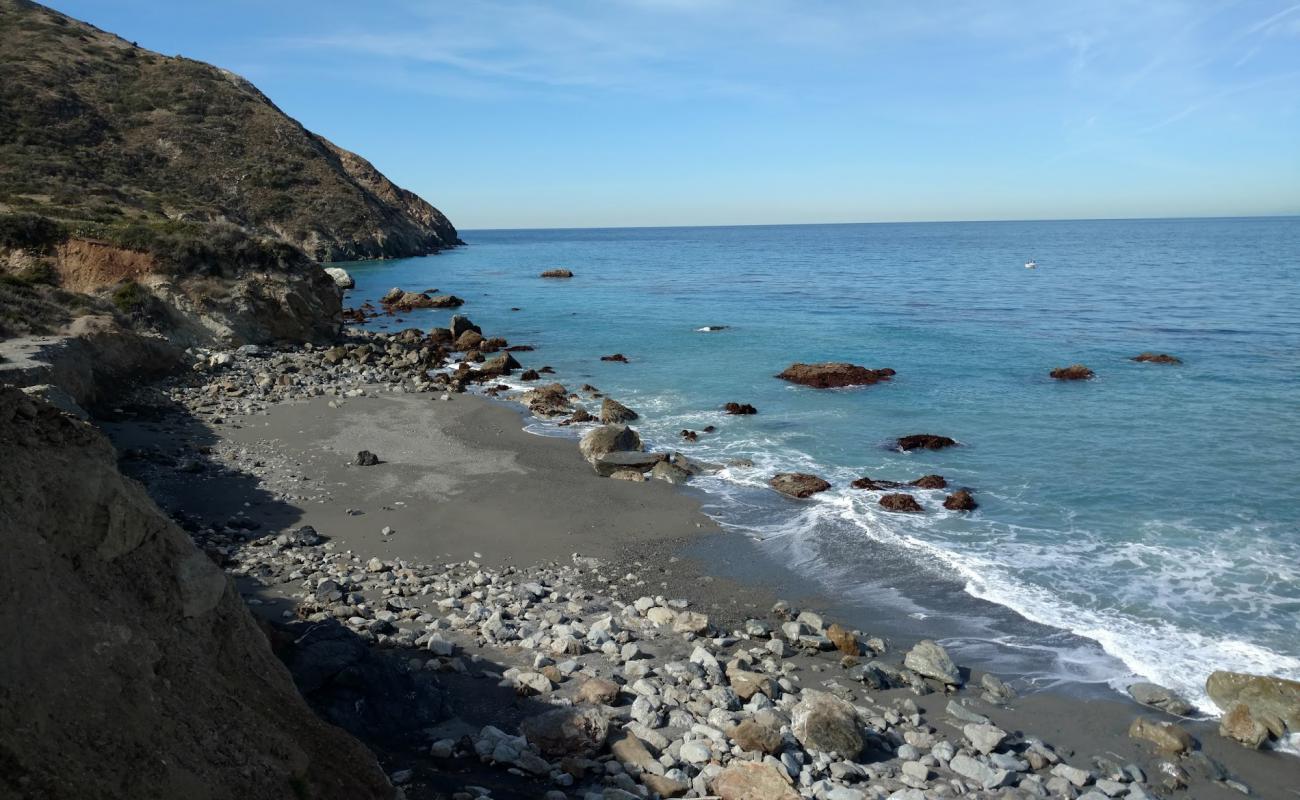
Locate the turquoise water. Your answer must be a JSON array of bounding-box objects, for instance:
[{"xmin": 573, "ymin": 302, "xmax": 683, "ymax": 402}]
[{"xmin": 343, "ymin": 218, "xmax": 1300, "ymax": 712}]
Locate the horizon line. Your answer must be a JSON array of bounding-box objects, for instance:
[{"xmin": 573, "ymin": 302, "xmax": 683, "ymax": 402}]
[{"xmin": 459, "ymin": 212, "xmax": 1300, "ymax": 234}]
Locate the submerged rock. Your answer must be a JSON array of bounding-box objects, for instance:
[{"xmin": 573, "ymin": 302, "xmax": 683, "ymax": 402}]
[
  {"xmin": 539, "ymin": 268, "xmax": 574, "ymax": 278},
  {"xmin": 879, "ymin": 493, "xmax": 922, "ymax": 513},
  {"xmin": 943, "ymin": 489, "xmax": 978, "ymax": 511},
  {"xmin": 896, "ymin": 434, "xmax": 958, "ymax": 451},
  {"xmin": 910, "ymin": 474, "xmax": 947, "ymax": 489},
  {"xmin": 1050, "ymin": 364, "xmax": 1095, "ymax": 380},
  {"xmin": 850, "ymin": 476, "xmax": 903, "ymax": 490},
  {"xmin": 600, "ymin": 353, "xmax": 630, "ymax": 363},
  {"xmin": 776, "ymin": 362, "xmax": 895, "ymax": 389},
  {"xmin": 723, "ymin": 402, "xmax": 757, "ymax": 415},
  {"xmin": 1132, "ymin": 352, "xmax": 1181, "ymax": 364},
  {"xmin": 769, "ymin": 472, "xmax": 831, "ymax": 498}
]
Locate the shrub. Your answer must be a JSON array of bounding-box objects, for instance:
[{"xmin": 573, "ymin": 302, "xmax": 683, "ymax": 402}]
[{"xmin": 0, "ymin": 213, "xmax": 68, "ymax": 253}]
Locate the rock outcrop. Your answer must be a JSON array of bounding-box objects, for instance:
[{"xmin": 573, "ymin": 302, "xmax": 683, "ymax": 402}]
[
  {"xmin": 1050, "ymin": 364, "xmax": 1095, "ymax": 380},
  {"xmin": 0, "ymin": 388, "xmax": 392, "ymax": 799},
  {"xmin": 540, "ymin": 269, "xmax": 574, "ymax": 278},
  {"xmin": 880, "ymin": 493, "xmax": 923, "ymax": 513},
  {"xmin": 776, "ymin": 362, "xmax": 896, "ymax": 388},
  {"xmin": 1206, "ymin": 670, "xmax": 1300, "ymax": 746},
  {"xmin": 769, "ymin": 472, "xmax": 832, "ymax": 498},
  {"xmin": 896, "ymin": 434, "xmax": 958, "ymax": 451},
  {"xmin": 1132, "ymin": 352, "xmax": 1181, "ymax": 364}
]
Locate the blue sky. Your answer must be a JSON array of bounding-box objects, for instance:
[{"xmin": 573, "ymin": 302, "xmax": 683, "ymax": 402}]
[{"xmin": 53, "ymin": 1, "xmax": 1300, "ymax": 229}]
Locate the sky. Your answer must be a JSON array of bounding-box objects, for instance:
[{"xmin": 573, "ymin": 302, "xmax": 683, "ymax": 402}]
[{"xmin": 51, "ymin": 0, "xmax": 1300, "ymax": 229}]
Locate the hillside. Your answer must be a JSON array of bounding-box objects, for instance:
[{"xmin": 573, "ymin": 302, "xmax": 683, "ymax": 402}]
[{"xmin": 0, "ymin": 0, "xmax": 460, "ymax": 262}]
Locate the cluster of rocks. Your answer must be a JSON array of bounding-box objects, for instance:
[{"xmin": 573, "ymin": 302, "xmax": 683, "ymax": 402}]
[
  {"xmin": 187, "ymin": 504, "xmax": 1231, "ymax": 800},
  {"xmin": 381, "ymin": 287, "xmax": 466, "ymax": 311}
]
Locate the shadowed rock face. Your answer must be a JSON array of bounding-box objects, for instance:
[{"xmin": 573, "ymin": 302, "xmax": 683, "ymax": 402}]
[{"xmin": 0, "ymin": 388, "xmax": 393, "ymax": 800}]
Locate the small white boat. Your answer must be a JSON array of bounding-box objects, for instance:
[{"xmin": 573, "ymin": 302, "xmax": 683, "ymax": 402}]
[{"xmin": 1025, "ymin": 259, "xmax": 1038, "ymax": 269}]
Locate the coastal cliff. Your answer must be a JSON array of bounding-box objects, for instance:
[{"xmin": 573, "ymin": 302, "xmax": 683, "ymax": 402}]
[
  {"xmin": 0, "ymin": 386, "xmax": 394, "ymax": 800},
  {"xmin": 0, "ymin": 0, "xmax": 459, "ymax": 261},
  {"xmin": 0, "ymin": 0, "xmax": 459, "ymax": 348}
]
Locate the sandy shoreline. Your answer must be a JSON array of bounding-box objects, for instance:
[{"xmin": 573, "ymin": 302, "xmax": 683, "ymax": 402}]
[{"xmin": 101, "ymin": 336, "xmax": 1299, "ymax": 799}]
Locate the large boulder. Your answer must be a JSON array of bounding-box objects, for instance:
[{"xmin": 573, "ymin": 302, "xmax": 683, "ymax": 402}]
[
  {"xmin": 323, "ymin": 266, "xmax": 354, "ymax": 288},
  {"xmin": 943, "ymin": 489, "xmax": 978, "ymax": 511},
  {"xmin": 711, "ymin": 762, "xmax": 799, "ymax": 800},
  {"xmin": 473, "ymin": 352, "xmax": 521, "ymax": 379},
  {"xmin": 522, "ymin": 383, "xmax": 571, "ymax": 417},
  {"xmin": 880, "ymin": 493, "xmax": 923, "ymax": 513},
  {"xmin": 1050, "ymin": 364, "xmax": 1095, "ymax": 380},
  {"xmin": 896, "ymin": 433, "xmax": 958, "ymax": 451},
  {"xmin": 1206, "ymin": 670, "xmax": 1300, "ymax": 743},
  {"xmin": 600, "ymin": 397, "xmax": 638, "ymax": 424},
  {"xmin": 1128, "ymin": 717, "xmax": 1194, "ymax": 753},
  {"xmin": 904, "ymin": 640, "xmax": 962, "ymax": 685},
  {"xmin": 776, "ymin": 362, "xmax": 895, "ymax": 388},
  {"xmin": 518, "ymin": 706, "xmax": 609, "ymax": 757},
  {"xmin": 790, "ymin": 691, "xmax": 863, "ymax": 757},
  {"xmin": 579, "ymin": 424, "xmax": 643, "ymax": 464},
  {"xmin": 1220, "ymin": 703, "xmax": 1271, "ymax": 749},
  {"xmin": 448, "ymin": 314, "xmax": 480, "ymax": 339},
  {"xmin": 730, "ymin": 715, "xmax": 784, "ymax": 754},
  {"xmin": 594, "ymin": 450, "xmax": 665, "ymax": 477},
  {"xmin": 1128, "ymin": 682, "xmax": 1194, "ymax": 716},
  {"xmin": 769, "ymin": 472, "xmax": 831, "ymax": 498}
]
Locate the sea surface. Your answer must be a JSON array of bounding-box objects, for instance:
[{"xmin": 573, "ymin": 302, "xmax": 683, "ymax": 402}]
[{"xmin": 342, "ymin": 218, "xmax": 1300, "ymax": 719}]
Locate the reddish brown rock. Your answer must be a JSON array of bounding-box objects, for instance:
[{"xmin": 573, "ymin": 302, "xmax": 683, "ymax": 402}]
[
  {"xmin": 769, "ymin": 473, "xmax": 831, "ymax": 498},
  {"xmin": 896, "ymin": 434, "xmax": 958, "ymax": 451},
  {"xmin": 712, "ymin": 763, "xmax": 798, "ymax": 800},
  {"xmin": 826, "ymin": 623, "xmax": 859, "ymax": 656},
  {"xmin": 776, "ymin": 362, "xmax": 895, "ymax": 389},
  {"xmin": 724, "ymin": 402, "xmax": 758, "ymax": 415},
  {"xmin": 943, "ymin": 489, "xmax": 978, "ymax": 511},
  {"xmin": 910, "ymin": 474, "xmax": 947, "ymax": 489},
  {"xmin": 681, "ymin": 429, "xmax": 698, "ymax": 442},
  {"xmin": 1050, "ymin": 364, "xmax": 1095, "ymax": 380},
  {"xmin": 1132, "ymin": 352, "xmax": 1181, "ymax": 364},
  {"xmin": 879, "ymin": 493, "xmax": 922, "ymax": 513}
]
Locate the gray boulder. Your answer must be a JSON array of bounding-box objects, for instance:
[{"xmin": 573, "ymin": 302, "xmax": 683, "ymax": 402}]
[
  {"xmin": 790, "ymin": 691, "xmax": 863, "ymax": 758},
  {"xmin": 1128, "ymin": 682, "xmax": 1194, "ymax": 716},
  {"xmin": 904, "ymin": 640, "xmax": 962, "ymax": 685},
  {"xmin": 594, "ymin": 450, "xmax": 665, "ymax": 477},
  {"xmin": 519, "ymin": 706, "xmax": 609, "ymax": 757},
  {"xmin": 579, "ymin": 424, "xmax": 642, "ymax": 464}
]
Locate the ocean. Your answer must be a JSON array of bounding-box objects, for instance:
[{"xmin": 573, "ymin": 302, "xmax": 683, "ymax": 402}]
[{"xmin": 341, "ymin": 217, "xmax": 1300, "ymax": 716}]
